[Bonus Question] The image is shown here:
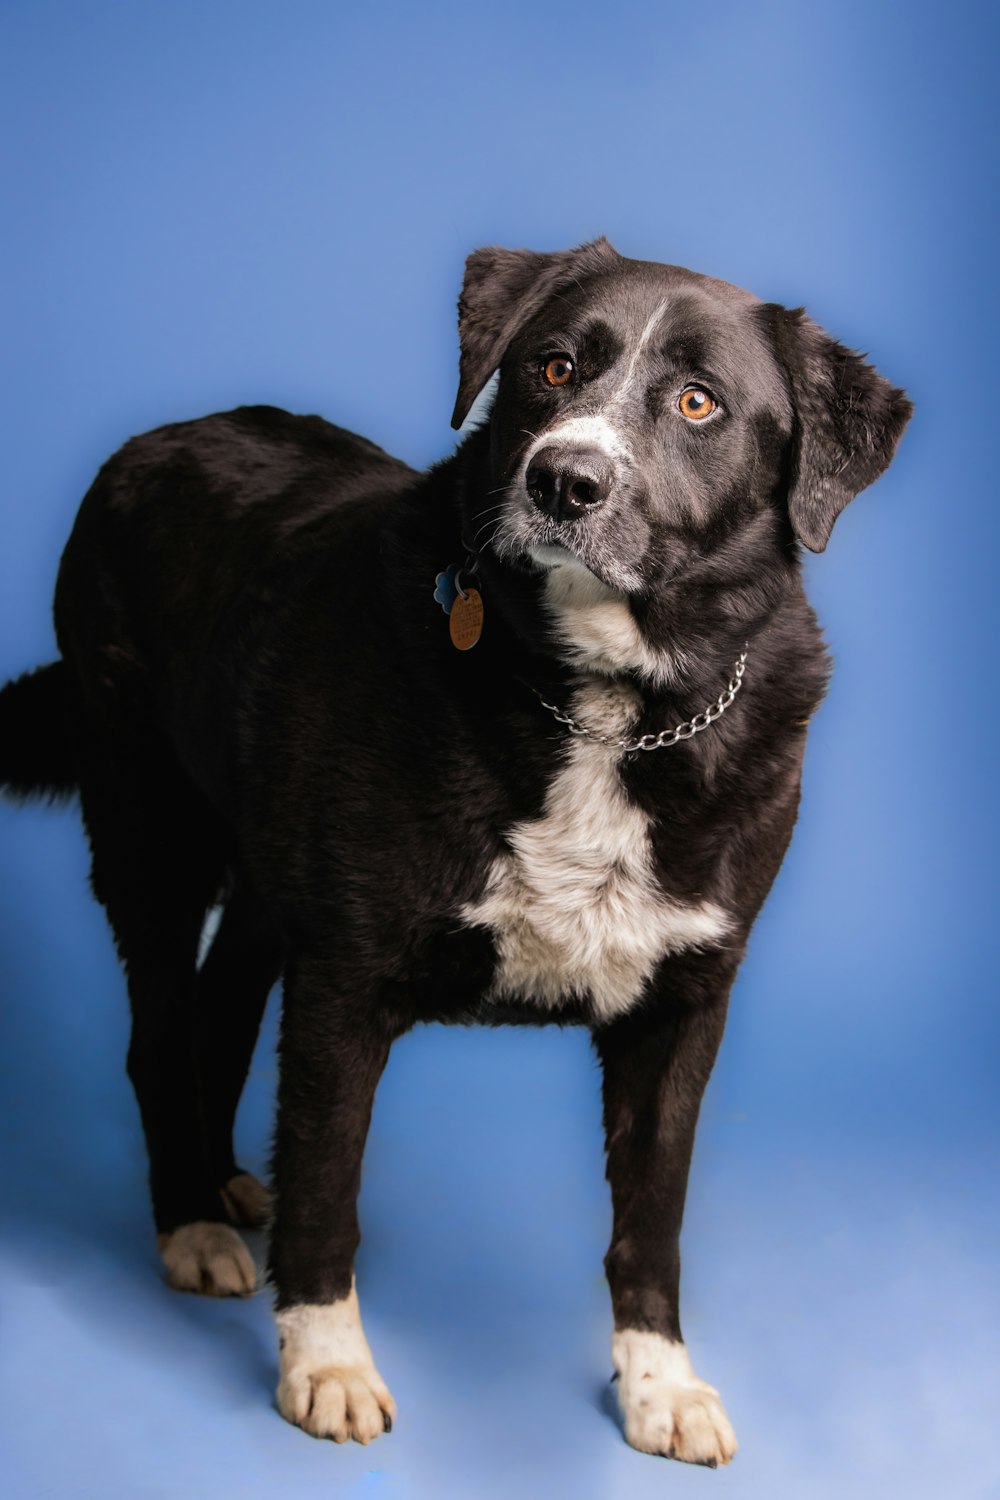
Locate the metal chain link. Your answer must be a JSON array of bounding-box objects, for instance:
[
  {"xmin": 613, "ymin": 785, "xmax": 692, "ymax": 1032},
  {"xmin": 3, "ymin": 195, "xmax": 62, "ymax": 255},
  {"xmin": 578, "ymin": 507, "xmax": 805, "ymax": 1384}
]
[{"xmin": 532, "ymin": 647, "xmax": 748, "ymax": 752}]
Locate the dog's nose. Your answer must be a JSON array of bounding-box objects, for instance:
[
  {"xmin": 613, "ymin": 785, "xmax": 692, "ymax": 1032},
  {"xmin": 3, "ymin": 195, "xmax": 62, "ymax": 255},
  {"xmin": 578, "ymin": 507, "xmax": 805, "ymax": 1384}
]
[{"xmin": 525, "ymin": 447, "xmax": 611, "ymax": 523}]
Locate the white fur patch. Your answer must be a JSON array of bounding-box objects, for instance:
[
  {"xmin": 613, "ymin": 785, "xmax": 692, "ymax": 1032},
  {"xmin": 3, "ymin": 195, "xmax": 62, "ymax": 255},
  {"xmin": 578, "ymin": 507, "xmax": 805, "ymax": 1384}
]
[
  {"xmin": 277, "ymin": 1280, "xmax": 396, "ymax": 1444},
  {"xmin": 529, "ymin": 412, "xmax": 631, "ymax": 466},
  {"xmin": 539, "ymin": 556, "xmax": 688, "ymax": 687},
  {"xmin": 612, "ymin": 296, "xmax": 671, "ymax": 402},
  {"xmin": 462, "ymin": 676, "xmax": 730, "ymax": 1022},
  {"xmin": 525, "ymin": 298, "xmax": 671, "ymax": 472},
  {"xmin": 196, "ymin": 902, "xmax": 224, "ymax": 968},
  {"xmin": 521, "ymin": 297, "xmax": 669, "ymax": 478},
  {"xmin": 612, "ymin": 1329, "xmax": 738, "ymax": 1466},
  {"xmin": 158, "ymin": 1221, "xmax": 257, "ymax": 1297}
]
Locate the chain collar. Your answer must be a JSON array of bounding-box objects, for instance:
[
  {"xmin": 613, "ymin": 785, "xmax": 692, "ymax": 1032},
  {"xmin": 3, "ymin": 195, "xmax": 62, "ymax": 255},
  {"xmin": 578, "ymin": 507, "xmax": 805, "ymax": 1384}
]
[{"xmin": 532, "ymin": 647, "xmax": 748, "ymax": 752}]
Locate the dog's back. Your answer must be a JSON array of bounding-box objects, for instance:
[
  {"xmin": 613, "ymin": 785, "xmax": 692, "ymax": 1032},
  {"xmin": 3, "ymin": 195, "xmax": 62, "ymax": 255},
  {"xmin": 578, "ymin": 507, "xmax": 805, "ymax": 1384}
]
[{"xmin": 48, "ymin": 405, "xmax": 415, "ymax": 807}]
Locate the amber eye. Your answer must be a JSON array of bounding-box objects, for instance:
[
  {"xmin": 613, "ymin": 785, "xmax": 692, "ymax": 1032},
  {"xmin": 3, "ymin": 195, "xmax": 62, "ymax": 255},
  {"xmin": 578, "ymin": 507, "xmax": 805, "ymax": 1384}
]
[
  {"xmin": 678, "ymin": 387, "xmax": 717, "ymax": 421},
  {"xmin": 544, "ymin": 356, "xmax": 574, "ymax": 387}
]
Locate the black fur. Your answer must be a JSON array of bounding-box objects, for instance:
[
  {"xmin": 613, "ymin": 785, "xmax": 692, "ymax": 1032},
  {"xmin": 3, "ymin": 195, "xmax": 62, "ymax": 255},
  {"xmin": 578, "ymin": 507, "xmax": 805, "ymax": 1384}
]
[
  {"xmin": 0, "ymin": 662, "xmax": 76, "ymax": 800},
  {"xmin": 0, "ymin": 241, "xmax": 911, "ymax": 1452}
]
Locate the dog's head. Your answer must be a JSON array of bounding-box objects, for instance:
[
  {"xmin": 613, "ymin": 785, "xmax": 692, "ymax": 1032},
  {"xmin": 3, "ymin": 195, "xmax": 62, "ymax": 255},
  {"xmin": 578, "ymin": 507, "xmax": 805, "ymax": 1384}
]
[{"xmin": 452, "ymin": 240, "xmax": 912, "ymax": 597}]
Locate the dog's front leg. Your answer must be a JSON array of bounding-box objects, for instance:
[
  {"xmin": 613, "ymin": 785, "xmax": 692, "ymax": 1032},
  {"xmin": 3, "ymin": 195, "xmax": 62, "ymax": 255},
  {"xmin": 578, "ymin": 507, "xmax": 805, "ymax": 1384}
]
[
  {"xmin": 269, "ymin": 950, "xmax": 400, "ymax": 1444},
  {"xmin": 593, "ymin": 951, "xmax": 740, "ymax": 1467}
]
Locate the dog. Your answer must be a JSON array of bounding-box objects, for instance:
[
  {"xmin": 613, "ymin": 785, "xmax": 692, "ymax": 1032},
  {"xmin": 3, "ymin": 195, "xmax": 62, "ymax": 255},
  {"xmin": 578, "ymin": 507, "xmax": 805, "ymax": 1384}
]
[{"xmin": 0, "ymin": 238, "xmax": 911, "ymax": 1465}]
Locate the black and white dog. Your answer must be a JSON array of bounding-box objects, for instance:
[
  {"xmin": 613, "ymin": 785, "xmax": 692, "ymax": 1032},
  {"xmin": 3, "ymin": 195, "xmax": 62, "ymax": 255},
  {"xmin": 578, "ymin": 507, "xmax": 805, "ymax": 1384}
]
[{"xmin": 0, "ymin": 239, "xmax": 911, "ymax": 1465}]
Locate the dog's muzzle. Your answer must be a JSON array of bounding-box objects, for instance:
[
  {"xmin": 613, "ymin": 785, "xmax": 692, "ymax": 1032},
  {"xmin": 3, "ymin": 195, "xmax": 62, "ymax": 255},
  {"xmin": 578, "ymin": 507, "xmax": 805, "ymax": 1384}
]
[{"xmin": 525, "ymin": 446, "xmax": 612, "ymax": 525}]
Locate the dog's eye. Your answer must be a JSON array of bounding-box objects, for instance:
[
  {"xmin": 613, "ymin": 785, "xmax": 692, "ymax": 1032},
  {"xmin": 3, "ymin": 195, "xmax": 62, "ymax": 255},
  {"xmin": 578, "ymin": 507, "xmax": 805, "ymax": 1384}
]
[
  {"xmin": 678, "ymin": 387, "xmax": 717, "ymax": 421},
  {"xmin": 543, "ymin": 356, "xmax": 575, "ymax": 388}
]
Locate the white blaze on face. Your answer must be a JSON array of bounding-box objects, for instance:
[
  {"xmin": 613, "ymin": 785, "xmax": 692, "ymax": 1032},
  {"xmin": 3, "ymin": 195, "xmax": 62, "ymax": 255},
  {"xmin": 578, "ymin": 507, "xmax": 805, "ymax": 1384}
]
[
  {"xmin": 612, "ymin": 295, "xmax": 672, "ymax": 404},
  {"xmin": 526, "ymin": 412, "xmax": 631, "ymax": 468},
  {"xmin": 519, "ymin": 297, "xmax": 670, "ymax": 479}
]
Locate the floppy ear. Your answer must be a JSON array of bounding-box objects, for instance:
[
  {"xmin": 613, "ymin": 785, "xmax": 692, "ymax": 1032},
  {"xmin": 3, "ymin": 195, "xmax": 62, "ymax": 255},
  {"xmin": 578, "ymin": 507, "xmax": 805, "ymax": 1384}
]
[
  {"xmin": 451, "ymin": 237, "xmax": 620, "ymax": 430},
  {"xmin": 766, "ymin": 306, "xmax": 913, "ymax": 552}
]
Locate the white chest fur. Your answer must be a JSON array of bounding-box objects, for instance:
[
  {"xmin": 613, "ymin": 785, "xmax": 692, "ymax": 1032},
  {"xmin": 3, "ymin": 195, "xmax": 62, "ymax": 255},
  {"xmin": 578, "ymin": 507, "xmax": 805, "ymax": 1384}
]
[{"xmin": 461, "ymin": 675, "xmax": 730, "ymax": 1024}]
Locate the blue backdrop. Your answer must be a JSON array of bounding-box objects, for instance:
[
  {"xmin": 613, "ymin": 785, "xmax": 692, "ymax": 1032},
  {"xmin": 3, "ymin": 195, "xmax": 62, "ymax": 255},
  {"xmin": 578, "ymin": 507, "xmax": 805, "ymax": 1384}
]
[{"xmin": 1, "ymin": 4, "xmax": 997, "ymax": 1498}]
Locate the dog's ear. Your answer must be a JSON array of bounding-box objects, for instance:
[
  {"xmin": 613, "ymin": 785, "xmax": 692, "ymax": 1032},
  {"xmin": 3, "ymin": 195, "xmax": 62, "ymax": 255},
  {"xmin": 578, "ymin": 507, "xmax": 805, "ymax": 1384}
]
[
  {"xmin": 763, "ymin": 305, "xmax": 913, "ymax": 552},
  {"xmin": 451, "ymin": 238, "xmax": 620, "ymax": 429}
]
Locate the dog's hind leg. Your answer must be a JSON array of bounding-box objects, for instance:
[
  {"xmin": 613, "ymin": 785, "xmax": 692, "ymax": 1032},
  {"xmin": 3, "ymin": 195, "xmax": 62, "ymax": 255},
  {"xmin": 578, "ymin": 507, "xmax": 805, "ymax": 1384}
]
[
  {"xmin": 194, "ymin": 878, "xmax": 284, "ymax": 1229},
  {"xmin": 78, "ymin": 729, "xmax": 257, "ymax": 1297}
]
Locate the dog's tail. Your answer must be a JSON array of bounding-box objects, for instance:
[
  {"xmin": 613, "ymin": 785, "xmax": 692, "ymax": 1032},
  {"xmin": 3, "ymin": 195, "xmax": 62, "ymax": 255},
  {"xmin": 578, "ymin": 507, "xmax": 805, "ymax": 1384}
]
[{"xmin": 0, "ymin": 661, "xmax": 78, "ymax": 802}]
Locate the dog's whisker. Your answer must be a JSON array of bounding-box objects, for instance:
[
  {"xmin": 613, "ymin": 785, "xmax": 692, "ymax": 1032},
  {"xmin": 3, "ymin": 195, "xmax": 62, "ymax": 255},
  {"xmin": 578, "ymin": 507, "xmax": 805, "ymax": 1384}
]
[
  {"xmin": 473, "ymin": 515, "xmax": 509, "ymax": 552},
  {"xmin": 470, "ymin": 508, "xmax": 508, "ymax": 537}
]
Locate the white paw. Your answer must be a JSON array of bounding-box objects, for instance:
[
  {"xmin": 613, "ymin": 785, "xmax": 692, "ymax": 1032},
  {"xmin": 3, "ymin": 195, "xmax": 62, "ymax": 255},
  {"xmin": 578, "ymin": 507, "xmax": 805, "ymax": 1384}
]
[
  {"xmin": 279, "ymin": 1362, "xmax": 395, "ymax": 1444},
  {"xmin": 221, "ymin": 1170, "xmax": 272, "ymax": 1227},
  {"xmin": 612, "ymin": 1329, "xmax": 737, "ymax": 1467},
  {"xmin": 158, "ymin": 1221, "xmax": 257, "ymax": 1297},
  {"xmin": 277, "ymin": 1283, "xmax": 396, "ymax": 1444}
]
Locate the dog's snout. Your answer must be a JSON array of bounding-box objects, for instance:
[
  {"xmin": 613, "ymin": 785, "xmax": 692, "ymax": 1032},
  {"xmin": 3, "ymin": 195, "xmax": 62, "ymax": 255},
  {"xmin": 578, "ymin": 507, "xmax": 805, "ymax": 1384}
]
[{"xmin": 525, "ymin": 446, "xmax": 611, "ymax": 523}]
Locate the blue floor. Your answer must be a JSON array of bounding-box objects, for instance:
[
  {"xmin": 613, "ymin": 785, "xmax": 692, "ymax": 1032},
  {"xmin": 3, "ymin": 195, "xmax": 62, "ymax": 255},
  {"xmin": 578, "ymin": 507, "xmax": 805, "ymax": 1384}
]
[{"xmin": 2, "ymin": 808, "xmax": 998, "ymax": 1500}]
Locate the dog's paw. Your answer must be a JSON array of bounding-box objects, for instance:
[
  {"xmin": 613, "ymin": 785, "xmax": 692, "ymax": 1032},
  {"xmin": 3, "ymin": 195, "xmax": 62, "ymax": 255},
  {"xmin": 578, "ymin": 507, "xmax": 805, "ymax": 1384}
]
[
  {"xmin": 612, "ymin": 1329, "xmax": 737, "ymax": 1467},
  {"xmin": 276, "ymin": 1285, "xmax": 396, "ymax": 1445},
  {"xmin": 221, "ymin": 1170, "xmax": 272, "ymax": 1228},
  {"xmin": 278, "ymin": 1362, "xmax": 396, "ymax": 1444},
  {"xmin": 158, "ymin": 1221, "xmax": 257, "ymax": 1297},
  {"xmin": 622, "ymin": 1378, "xmax": 737, "ymax": 1466}
]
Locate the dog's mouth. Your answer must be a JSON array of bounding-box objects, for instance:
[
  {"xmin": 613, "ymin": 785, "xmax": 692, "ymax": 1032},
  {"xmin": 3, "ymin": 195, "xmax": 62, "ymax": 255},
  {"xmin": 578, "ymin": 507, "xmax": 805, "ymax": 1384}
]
[
  {"xmin": 485, "ymin": 491, "xmax": 587, "ymax": 563},
  {"xmin": 485, "ymin": 494, "xmax": 645, "ymax": 594},
  {"xmin": 477, "ymin": 429, "xmax": 656, "ymax": 593},
  {"xmin": 529, "ymin": 539, "xmax": 577, "ymax": 566}
]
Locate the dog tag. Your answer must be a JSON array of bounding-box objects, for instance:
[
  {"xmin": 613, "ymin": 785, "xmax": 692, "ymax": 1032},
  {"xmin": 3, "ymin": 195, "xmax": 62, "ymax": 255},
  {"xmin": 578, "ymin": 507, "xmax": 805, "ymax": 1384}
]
[
  {"xmin": 433, "ymin": 565, "xmax": 460, "ymax": 615},
  {"xmin": 449, "ymin": 587, "xmax": 483, "ymax": 650}
]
